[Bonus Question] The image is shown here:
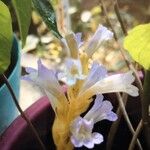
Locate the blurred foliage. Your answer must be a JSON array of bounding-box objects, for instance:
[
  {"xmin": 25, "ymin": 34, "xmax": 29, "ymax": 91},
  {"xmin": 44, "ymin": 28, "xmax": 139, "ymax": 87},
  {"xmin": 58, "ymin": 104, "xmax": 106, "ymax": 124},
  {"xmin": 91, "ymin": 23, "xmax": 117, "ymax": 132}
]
[
  {"xmin": 124, "ymin": 23, "xmax": 150, "ymax": 70},
  {"xmin": 1, "ymin": 0, "xmax": 11, "ymax": 5},
  {"xmin": 0, "ymin": 0, "xmax": 13, "ymax": 74},
  {"xmin": 50, "ymin": 0, "xmax": 59, "ymax": 6},
  {"xmin": 19, "ymin": 0, "xmax": 150, "ymax": 71},
  {"xmin": 12, "ymin": 0, "xmax": 32, "ymax": 47}
]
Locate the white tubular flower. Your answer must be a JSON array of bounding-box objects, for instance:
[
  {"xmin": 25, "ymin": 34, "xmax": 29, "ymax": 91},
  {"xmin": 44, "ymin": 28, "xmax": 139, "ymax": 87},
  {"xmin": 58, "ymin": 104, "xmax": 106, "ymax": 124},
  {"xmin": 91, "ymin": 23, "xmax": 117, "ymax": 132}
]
[
  {"xmin": 61, "ymin": 25, "xmax": 112, "ymax": 58},
  {"xmin": 70, "ymin": 95, "xmax": 117, "ymax": 149},
  {"xmin": 22, "ymin": 59, "xmax": 67, "ymax": 112},
  {"xmin": 85, "ymin": 25, "xmax": 113, "ymax": 57},
  {"xmin": 61, "ymin": 33, "xmax": 83, "ymax": 58},
  {"xmin": 74, "ymin": 32, "xmax": 83, "ymax": 48},
  {"xmin": 58, "ymin": 58, "xmax": 86, "ymax": 86},
  {"xmin": 84, "ymin": 95, "xmax": 118, "ymax": 123},
  {"xmin": 79, "ymin": 62, "xmax": 139, "ymax": 99},
  {"xmin": 70, "ymin": 117, "xmax": 103, "ymax": 149},
  {"xmin": 80, "ymin": 62, "xmax": 107, "ymax": 92}
]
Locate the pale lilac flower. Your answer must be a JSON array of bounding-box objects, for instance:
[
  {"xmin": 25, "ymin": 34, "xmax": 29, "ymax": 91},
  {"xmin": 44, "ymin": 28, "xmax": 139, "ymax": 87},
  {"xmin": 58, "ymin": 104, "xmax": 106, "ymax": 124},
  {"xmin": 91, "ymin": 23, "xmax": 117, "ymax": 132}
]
[
  {"xmin": 79, "ymin": 62, "xmax": 139, "ymax": 99},
  {"xmin": 85, "ymin": 25, "xmax": 113, "ymax": 57},
  {"xmin": 22, "ymin": 59, "xmax": 67, "ymax": 111},
  {"xmin": 70, "ymin": 94, "xmax": 117, "ymax": 149},
  {"xmin": 61, "ymin": 33, "xmax": 83, "ymax": 57},
  {"xmin": 80, "ymin": 62, "xmax": 107, "ymax": 92},
  {"xmin": 84, "ymin": 95, "xmax": 118, "ymax": 122},
  {"xmin": 58, "ymin": 58, "xmax": 86, "ymax": 85},
  {"xmin": 61, "ymin": 25, "xmax": 113, "ymax": 58},
  {"xmin": 70, "ymin": 117, "xmax": 103, "ymax": 149},
  {"xmin": 74, "ymin": 32, "xmax": 83, "ymax": 48}
]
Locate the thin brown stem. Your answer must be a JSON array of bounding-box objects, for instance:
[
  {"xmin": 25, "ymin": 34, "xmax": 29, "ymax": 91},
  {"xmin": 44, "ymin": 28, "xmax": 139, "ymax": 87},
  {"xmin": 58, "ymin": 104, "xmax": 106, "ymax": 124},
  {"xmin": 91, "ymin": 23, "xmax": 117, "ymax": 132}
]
[
  {"xmin": 100, "ymin": 1, "xmax": 144, "ymax": 149},
  {"xmin": 114, "ymin": 0, "xmax": 128, "ymax": 36},
  {"xmin": 99, "ymin": 0, "xmax": 117, "ymax": 40},
  {"xmin": 113, "ymin": 0, "xmax": 143, "ymax": 93},
  {"xmin": 1, "ymin": 74, "xmax": 46, "ymax": 150},
  {"xmin": 129, "ymin": 64, "xmax": 143, "ymax": 94},
  {"xmin": 142, "ymin": 70, "xmax": 150, "ymax": 149},
  {"xmin": 129, "ymin": 120, "xmax": 143, "ymax": 150},
  {"xmin": 116, "ymin": 93, "xmax": 143, "ymax": 150},
  {"xmin": 99, "ymin": 0, "xmax": 130, "ymax": 69},
  {"xmin": 114, "ymin": 1, "xmax": 149, "ymax": 148},
  {"xmin": 100, "ymin": 0, "xmax": 143, "ymax": 94},
  {"xmin": 106, "ymin": 93, "xmax": 128, "ymax": 150},
  {"xmin": 100, "ymin": 1, "xmax": 143, "ymax": 149}
]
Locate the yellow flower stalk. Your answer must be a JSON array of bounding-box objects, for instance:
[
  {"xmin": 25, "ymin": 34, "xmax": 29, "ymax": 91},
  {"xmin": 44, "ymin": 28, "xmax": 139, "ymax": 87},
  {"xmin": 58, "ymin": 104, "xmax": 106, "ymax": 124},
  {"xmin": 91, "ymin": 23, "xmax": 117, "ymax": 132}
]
[
  {"xmin": 22, "ymin": 25, "xmax": 139, "ymax": 149},
  {"xmin": 52, "ymin": 53, "xmax": 91, "ymax": 149}
]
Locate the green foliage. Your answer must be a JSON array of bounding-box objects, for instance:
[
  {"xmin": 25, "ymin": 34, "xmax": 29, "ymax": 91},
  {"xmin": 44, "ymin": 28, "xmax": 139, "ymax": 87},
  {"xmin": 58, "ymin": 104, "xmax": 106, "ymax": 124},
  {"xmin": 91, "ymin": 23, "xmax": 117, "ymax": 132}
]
[
  {"xmin": 1, "ymin": 0, "xmax": 11, "ymax": 5},
  {"xmin": 124, "ymin": 24, "xmax": 150, "ymax": 70},
  {"xmin": 0, "ymin": 0, "xmax": 13, "ymax": 74},
  {"xmin": 12, "ymin": 0, "xmax": 32, "ymax": 47},
  {"xmin": 32, "ymin": 0, "xmax": 62, "ymax": 39}
]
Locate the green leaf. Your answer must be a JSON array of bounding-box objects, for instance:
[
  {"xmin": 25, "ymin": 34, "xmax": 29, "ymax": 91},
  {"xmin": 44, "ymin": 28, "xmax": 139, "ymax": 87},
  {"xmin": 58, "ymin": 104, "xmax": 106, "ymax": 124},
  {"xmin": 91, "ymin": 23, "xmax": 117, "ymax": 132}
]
[
  {"xmin": 124, "ymin": 23, "xmax": 150, "ymax": 70},
  {"xmin": 32, "ymin": 0, "xmax": 62, "ymax": 39},
  {"xmin": 12, "ymin": 0, "xmax": 32, "ymax": 47},
  {"xmin": 0, "ymin": 0, "xmax": 13, "ymax": 74}
]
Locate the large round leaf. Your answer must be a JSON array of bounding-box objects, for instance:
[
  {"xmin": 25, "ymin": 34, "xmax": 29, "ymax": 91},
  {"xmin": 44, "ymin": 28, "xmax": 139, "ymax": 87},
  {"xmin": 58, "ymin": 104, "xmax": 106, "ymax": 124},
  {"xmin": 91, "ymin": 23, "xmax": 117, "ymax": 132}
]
[
  {"xmin": 124, "ymin": 24, "xmax": 150, "ymax": 70},
  {"xmin": 0, "ymin": 0, "xmax": 13, "ymax": 74}
]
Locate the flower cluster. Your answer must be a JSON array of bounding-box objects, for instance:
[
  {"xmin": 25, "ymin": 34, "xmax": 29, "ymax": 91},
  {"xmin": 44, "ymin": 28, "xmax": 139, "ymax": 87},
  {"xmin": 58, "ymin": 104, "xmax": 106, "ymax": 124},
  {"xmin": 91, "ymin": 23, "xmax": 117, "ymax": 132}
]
[
  {"xmin": 70, "ymin": 95, "xmax": 117, "ymax": 149},
  {"xmin": 22, "ymin": 25, "xmax": 139, "ymax": 149}
]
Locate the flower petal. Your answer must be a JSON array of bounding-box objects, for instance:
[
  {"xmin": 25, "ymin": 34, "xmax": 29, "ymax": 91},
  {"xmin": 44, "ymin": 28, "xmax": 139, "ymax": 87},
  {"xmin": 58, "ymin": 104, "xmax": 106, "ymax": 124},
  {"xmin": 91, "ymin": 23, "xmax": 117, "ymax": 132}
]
[
  {"xmin": 84, "ymin": 95, "xmax": 117, "ymax": 123},
  {"xmin": 61, "ymin": 38, "xmax": 71, "ymax": 57},
  {"xmin": 21, "ymin": 74, "xmax": 36, "ymax": 82},
  {"xmin": 81, "ymin": 62, "xmax": 107, "ymax": 92},
  {"xmin": 70, "ymin": 116, "xmax": 83, "ymax": 134},
  {"xmin": 65, "ymin": 33, "xmax": 78, "ymax": 59},
  {"xmin": 44, "ymin": 90, "xmax": 59, "ymax": 113},
  {"xmin": 92, "ymin": 101, "xmax": 117, "ymax": 122},
  {"xmin": 92, "ymin": 132, "xmax": 104, "ymax": 144},
  {"xmin": 83, "ymin": 138, "xmax": 94, "ymax": 149},
  {"xmin": 74, "ymin": 32, "xmax": 83, "ymax": 47},
  {"xmin": 71, "ymin": 135, "xmax": 83, "ymax": 147},
  {"xmin": 105, "ymin": 112, "xmax": 118, "ymax": 121},
  {"xmin": 70, "ymin": 117, "xmax": 94, "ymax": 135},
  {"xmin": 58, "ymin": 58, "xmax": 85, "ymax": 85},
  {"xmin": 70, "ymin": 116, "xmax": 105, "ymax": 149},
  {"xmin": 36, "ymin": 60, "xmax": 65, "ymax": 98},
  {"xmin": 80, "ymin": 71, "xmax": 139, "ymax": 100},
  {"xmin": 85, "ymin": 25, "xmax": 113, "ymax": 57},
  {"xmin": 22, "ymin": 59, "xmax": 67, "ymax": 112},
  {"xmin": 82, "ymin": 118, "xmax": 94, "ymax": 132},
  {"xmin": 25, "ymin": 67, "xmax": 37, "ymax": 73},
  {"xmin": 84, "ymin": 95, "xmax": 103, "ymax": 118}
]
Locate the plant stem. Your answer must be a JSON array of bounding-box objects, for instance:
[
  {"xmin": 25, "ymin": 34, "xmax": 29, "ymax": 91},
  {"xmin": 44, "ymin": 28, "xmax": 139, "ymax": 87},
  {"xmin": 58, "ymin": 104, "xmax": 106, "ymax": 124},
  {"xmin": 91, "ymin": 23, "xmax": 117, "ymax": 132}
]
[
  {"xmin": 106, "ymin": 93, "xmax": 128, "ymax": 150},
  {"xmin": 57, "ymin": 0, "xmax": 71, "ymax": 35},
  {"xmin": 99, "ymin": 0, "xmax": 129, "ymax": 68},
  {"xmin": 100, "ymin": 1, "xmax": 143, "ymax": 149},
  {"xmin": 129, "ymin": 120, "xmax": 143, "ymax": 150},
  {"xmin": 1, "ymin": 74, "xmax": 46, "ymax": 150},
  {"xmin": 116, "ymin": 93, "xmax": 143, "ymax": 150},
  {"xmin": 114, "ymin": 1, "xmax": 149, "ymax": 148},
  {"xmin": 129, "ymin": 64, "xmax": 143, "ymax": 95},
  {"xmin": 99, "ymin": 0, "xmax": 118, "ymax": 40},
  {"xmin": 142, "ymin": 70, "xmax": 150, "ymax": 149},
  {"xmin": 100, "ymin": 0, "xmax": 143, "ymax": 94},
  {"xmin": 114, "ymin": 0, "xmax": 127, "ymax": 36},
  {"xmin": 114, "ymin": 0, "xmax": 143, "ymax": 93}
]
